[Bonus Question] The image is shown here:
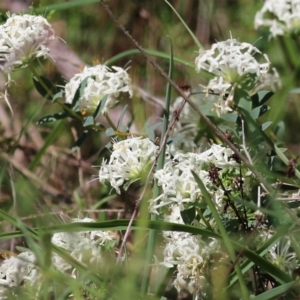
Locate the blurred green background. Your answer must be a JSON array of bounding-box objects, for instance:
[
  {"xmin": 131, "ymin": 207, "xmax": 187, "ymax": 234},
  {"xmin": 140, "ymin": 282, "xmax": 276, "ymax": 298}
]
[{"xmin": 0, "ymin": 0, "xmax": 299, "ymax": 220}]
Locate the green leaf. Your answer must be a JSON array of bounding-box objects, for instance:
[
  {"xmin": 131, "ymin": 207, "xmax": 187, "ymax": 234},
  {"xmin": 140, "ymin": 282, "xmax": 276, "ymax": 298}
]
[
  {"xmin": 250, "ymin": 105, "xmax": 270, "ymax": 120},
  {"xmin": 254, "ymin": 91, "xmax": 274, "ymax": 106},
  {"xmin": 143, "ymin": 118, "xmax": 162, "ymax": 141},
  {"xmin": 0, "ymin": 12, "xmax": 8, "ymax": 22},
  {"xmin": 0, "ymin": 216, "xmax": 293, "ymax": 287},
  {"xmin": 261, "ymin": 121, "xmax": 273, "ymax": 131},
  {"xmin": 30, "ymin": 121, "xmax": 65, "ymax": 171},
  {"xmin": 52, "ymin": 90, "xmax": 64, "ymax": 103},
  {"xmin": 105, "ymin": 127, "xmax": 115, "ymax": 137},
  {"xmin": 191, "ymin": 171, "xmax": 250, "ymax": 299},
  {"xmin": 289, "ymin": 88, "xmax": 300, "ymax": 94},
  {"xmin": 119, "ymin": 125, "xmax": 129, "ymax": 132},
  {"xmin": 78, "ymin": 76, "xmax": 90, "ymax": 96},
  {"xmin": 36, "ymin": 112, "xmax": 68, "ymax": 125},
  {"xmin": 28, "ymin": 0, "xmax": 101, "ymax": 13},
  {"xmin": 116, "ymin": 105, "xmax": 128, "ymax": 130},
  {"xmin": 164, "ymin": 0, "xmax": 203, "ymax": 49},
  {"xmin": 94, "ymin": 122, "xmax": 106, "ymax": 130},
  {"xmin": 41, "ymin": 232, "xmax": 53, "ymax": 269},
  {"xmin": 237, "ymin": 91, "xmax": 252, "ymax": 111},
  {"xmin": 249, "ymin": 281, "xmax": 294, "ymax": 300},
  {"xmin": 123, "ymin": 178, "xmax": 139, "ymax": 191},
  {"xmin": 239, "ymin": 107, "xmax": 275, "ymax": 150},
  {"xmin": 71, "ymin": 130, "xmax": 89, "ymax": 152},
  {"xmin": 82, "ymin": 116, "xmax": 94, "ymax": 127},
  {"xmin": 106, "ymin": 49, "xmax": 194, "ymax": 68},
  {"xmin": 93, "ymin": 94, "xmax": 108, "ymax": 119},
  {"xmin": 167, "ymin": 135, "xmax": 184, "ymax": 144},
  {"xmin": 33, "ymin": 75, "xmax": 57, "ymax": 100},
  {"xmin": 52, "ymin": 244, "xmax": 104, "ymax": 286},
  {"xmin": 180, "ymin": 207, "xmax": 196, "ymax": 225},
  {"xmin": 71, "ymin": 76, "xmax": 90, "ymax": 109},
  {"xmin": 98, "ymin": 142, "xmax": 112, "ymax": 159}
]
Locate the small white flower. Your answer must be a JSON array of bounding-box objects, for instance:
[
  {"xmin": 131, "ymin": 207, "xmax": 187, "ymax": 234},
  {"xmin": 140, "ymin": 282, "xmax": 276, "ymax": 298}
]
[
  {"xmin": 195, "ymin": 38, "xmax": 270, "ymax": 84},
  {"xmin": 0, "ymin": 251, "xmax": 37, "ymax": 287},
  {"xmin": 195, "ymin": 38, "xmax": 279, "ymax": 116},
  {"xmin": 267, "ymin": 237, "xmax": 299, "ymax": 275},
  {"xmin": 149, "ymin": 144, "xmax": 237, "ymax": 214},
  {"xmin": 161, "ymin": 206, "xmax": 225, "ymax": 296},
  {"xmin": 51, "ymin": 217, "xmax": 116, "ymax": 274},
  {"xmin": 255, "ymin": 0, "xmax": 300, "ymax": 38},
  {"xmin": 0, "ymin": 13, "xmax": 55, "ymax": 74},
  {"xmin": 65, "ymin": 64, "xmax": 132, "ymax": 115},
  {"xmin": 251, "ymin": 67, "xmax": 282, "ymax": 94},
  {"xmin": 99, "ymin": 137, "xmax": 158, "ymax": 194},
  {"xmin": 0, "ymin": 218, "xmax": 116, "ymax": 295}
]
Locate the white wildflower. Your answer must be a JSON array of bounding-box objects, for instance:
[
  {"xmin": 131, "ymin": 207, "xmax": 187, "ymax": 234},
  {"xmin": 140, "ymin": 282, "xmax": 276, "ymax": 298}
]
[
  {"xmin": 161, "ymin": 206, "xmax": 225, "ymax": 296},
  {"xmin": 51, "ymin": 217, "xmax": 116, "ymax": 274},
  {"xmin": 252, "ymin": 67, "xmax": 282, "ymax": 94},
  {"xmin": 65, "ymin": 64, "xmax": 132, "ymax": 116},
  {"xmin": 195, "ymin": 38, "xmax": 280, "ymax": 116},
  {"xmin": 0, "ymin": 13, "xmax": 55, "ymax": 74},
  {"xmin": 0, "ymin": 251, "xmax": 37, "ymax": 288},
  {"xmin": 0, "ymin": 218, "xmax": 116, "ymax": 296},
  {"xmin": 99, "ymin": 137, "xmax": 158, "ymax": 194},
  {"xmin": 255, "ymin": 0, "xmax": 300, "ymax": 38},
  {"xmin": 150, "ymin": 144, "xmax": 236, "ymax": 214},
  {"xmin": 267, "ymin": 237, "xmax": 299, "ymax": 275},
  {"xmin": 195, "ymin": 38, "xmax": 270, "ymax": 85}
]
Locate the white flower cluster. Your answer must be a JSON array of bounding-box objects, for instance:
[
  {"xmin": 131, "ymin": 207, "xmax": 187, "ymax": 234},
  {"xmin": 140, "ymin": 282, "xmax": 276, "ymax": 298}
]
[
  {"xmin": 255, "ymin": 0, "xmax": 300, "ymax": 38},
  {"xmin": 99, "ymin": 137, "xmax": 159, "ymax": 194},
  {"xmin": 161, "ymin": 206, "xmax": 227, "ymax": 295},
  {"xmin": 150, "ymin": 144, "xmax": 236, "ymax": 214},
  {"xmin": 265, "ymin": 237, "xmax": 299, "ymax": 275},
  {"xmin": 0, "ymin": 13, "xmax": 55, "ymax": 74},
  {"xmin": 0, "ymin": 218, "xmax": 116, "ymax": 298},
  {"xmin": 195, "ymin": 38, "xmax": 280, "ymax": 116},
  {"xmin": 51, "ymin": 217, "xmax": 116, "ymax": 275},
  {"xmin": 150, "ymin": 145, "xmax": 242, "ymax": 295},
  {"xmin": 65, "ymin": 64, "xmax": 132, "ymax": 115},
  {"xmin": 0, "ymin": 251, "xmax": 37, "ymax": 290}
]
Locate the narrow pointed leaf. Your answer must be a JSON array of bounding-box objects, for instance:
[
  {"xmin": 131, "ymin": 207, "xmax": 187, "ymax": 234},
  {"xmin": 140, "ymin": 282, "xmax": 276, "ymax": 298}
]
[
  {"xmin": 116, "ymin": 104, "xmax": 128, "ymax": 130},
  {"xmin": 71, "ymin": 76, "xmax": 90, "ymax": 108},
  {"xmin": 93, "ymin": 94, "xmax": 108, "ymax": 119},
  {"xmin": 36, "ymin": 112, "xmax": 68, "ymax": 125},
  {"xmin": 33, "ymin": 75, "xmax": 57, "ymax": 100},
  {"xmin": 71, "ymin": 129, "xmax": 89, "ymax": 152},
  {"xmin": 52, "ymin": 90, "xmax": 64, "ymax": 103},
  {"xmin": 105, "ymin": 127, "xmax": 115, "ymax": 136},
  {"xmin": 83, "ymin": 116, "xmax": 94, "ymax": 127},
  {"xmin": 249, "ymin": 281, "xmax": 294, "ymax": 300}
]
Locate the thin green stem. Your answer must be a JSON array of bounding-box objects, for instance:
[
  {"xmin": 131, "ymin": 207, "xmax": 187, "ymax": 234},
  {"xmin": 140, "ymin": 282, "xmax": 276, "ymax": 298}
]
[
  {"xmin": 104, "ymin": 112, "xmax": 117, "ymax": 131},
  {"xmin": 195, "ymin": 207, "xmax": 213, "ymax": 230}
]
